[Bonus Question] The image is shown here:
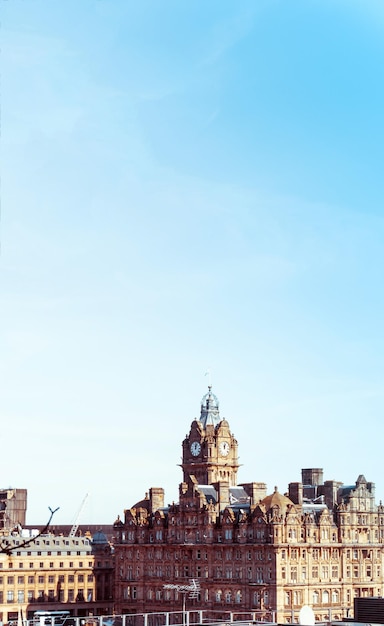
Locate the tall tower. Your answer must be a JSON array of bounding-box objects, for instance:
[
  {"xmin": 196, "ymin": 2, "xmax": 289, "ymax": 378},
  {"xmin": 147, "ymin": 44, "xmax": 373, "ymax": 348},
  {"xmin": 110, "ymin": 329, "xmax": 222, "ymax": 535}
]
[{"xmin": 181, "ymin": 386, "xmax": 239, "ymax": 486}]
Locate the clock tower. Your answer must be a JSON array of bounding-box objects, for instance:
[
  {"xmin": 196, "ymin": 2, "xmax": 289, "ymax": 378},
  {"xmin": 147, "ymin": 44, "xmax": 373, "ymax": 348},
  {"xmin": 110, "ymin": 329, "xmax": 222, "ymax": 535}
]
[{"xmin": 181, "ymin": 386, "xmax": 239, "ymax": 486}]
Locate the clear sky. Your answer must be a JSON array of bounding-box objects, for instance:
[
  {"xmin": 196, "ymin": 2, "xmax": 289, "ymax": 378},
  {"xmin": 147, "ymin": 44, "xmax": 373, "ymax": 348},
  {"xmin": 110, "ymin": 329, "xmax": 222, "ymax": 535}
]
[{"xmin": 2, "ymin": 0, "xmax": 384, "ymax": 526}]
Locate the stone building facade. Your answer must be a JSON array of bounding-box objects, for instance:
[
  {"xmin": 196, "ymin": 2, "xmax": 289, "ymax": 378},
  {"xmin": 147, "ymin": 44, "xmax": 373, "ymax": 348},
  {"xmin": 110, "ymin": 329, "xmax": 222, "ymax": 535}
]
[
  {"xmin": 113, "ymin": 387, "xmax": 384, "ymax": 623},
  {"xmin": 0, "ymin": 529, "xmax": 114, "ymax": 624},
  {"xmin": 0, "ymin": 489, "xmax": 27, "ymax": 530}
]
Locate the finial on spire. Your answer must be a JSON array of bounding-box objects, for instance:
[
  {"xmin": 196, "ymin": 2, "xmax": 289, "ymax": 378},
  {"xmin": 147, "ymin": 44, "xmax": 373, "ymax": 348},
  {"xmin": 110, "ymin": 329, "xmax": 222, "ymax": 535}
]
[{"xmin": 204, "ymin": 368, "xmax": 212, "ymax": 388}]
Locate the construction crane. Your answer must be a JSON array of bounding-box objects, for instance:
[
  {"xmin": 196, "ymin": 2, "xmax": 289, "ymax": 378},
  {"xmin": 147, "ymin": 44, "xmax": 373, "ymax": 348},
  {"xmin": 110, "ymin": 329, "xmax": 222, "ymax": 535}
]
[{"xmin": 69, "ymin": 493, "xmax": 88, "ymax": 537}]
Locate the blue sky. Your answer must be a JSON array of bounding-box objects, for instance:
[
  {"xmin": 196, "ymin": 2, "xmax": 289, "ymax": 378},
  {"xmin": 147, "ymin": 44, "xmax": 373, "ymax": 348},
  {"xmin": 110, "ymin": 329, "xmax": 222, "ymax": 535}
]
[{"xmin": 2, "ymin": 0, "xmax": 384, "ymax": 525}]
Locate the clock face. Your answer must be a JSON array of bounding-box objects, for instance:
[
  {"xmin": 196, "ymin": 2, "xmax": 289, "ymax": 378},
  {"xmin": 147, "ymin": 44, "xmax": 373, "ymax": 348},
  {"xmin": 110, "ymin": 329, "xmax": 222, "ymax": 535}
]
[
  {"xmin": 219, "ymin": 441, "xmax": 230, "ymax": 457},
  {"xmin": 190, "ymin": 441, "xmax": 201, "ymax": 457}
]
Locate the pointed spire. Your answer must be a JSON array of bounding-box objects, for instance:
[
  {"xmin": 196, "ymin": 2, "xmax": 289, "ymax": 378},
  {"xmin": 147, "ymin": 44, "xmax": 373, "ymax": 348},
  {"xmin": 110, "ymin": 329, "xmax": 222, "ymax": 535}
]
[{"xmin": 200, "ymin": 386, "xmax": 220, "ymax": 428}]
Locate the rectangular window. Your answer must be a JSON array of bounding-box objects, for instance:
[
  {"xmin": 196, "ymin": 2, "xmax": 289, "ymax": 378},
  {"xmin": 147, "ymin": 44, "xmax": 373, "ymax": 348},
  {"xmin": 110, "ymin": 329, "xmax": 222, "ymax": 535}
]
[
  {"xmin": 17, "ymin": 576, "xmax": 24, "ymax": 584},
  {"xmin": 285, "ymin": 592, "xmax": 290, "ymax": 606},
  {"xmin": 290, "ymin": 566, "xmax": 298, "ymax": 583}
]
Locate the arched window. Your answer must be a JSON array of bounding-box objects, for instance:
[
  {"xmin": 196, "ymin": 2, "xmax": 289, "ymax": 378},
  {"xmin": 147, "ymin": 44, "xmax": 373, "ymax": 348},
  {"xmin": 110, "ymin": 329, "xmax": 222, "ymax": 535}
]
[
  {"xmin": 322, "ymin": 590, "xmax": 329, "ymax": 604},
  {"xmin": 215, "ymin": 589, "xmax": 222, "ymax": 602},
  {"xmin": 313, "ymin": 591, "xmax": 319, "ymax": 604},
  {"xmin": 285, "ymin": 592, "xmax": 290, "ymax": 606},
  {"xmin": 235, "ymin": 590, "xmax": 242, "ymax": 604},
  {"xmin": 332, "ymin": 590, "xmax": 339, "ymax": 603}
]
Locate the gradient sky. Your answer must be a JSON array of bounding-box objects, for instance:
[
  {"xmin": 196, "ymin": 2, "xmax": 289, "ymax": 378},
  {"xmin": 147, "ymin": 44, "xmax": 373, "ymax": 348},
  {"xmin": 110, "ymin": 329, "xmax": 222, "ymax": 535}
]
[{"xmin": 2, "ymin": 0, "xmax": 384, "ymax": 525}]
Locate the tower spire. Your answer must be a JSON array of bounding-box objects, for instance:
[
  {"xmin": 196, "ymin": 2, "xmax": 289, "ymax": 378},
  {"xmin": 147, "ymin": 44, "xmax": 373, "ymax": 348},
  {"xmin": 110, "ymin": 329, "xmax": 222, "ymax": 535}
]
[{"xmin": 200, "ymin": 386, "xmax": 220, "ymax": 428}]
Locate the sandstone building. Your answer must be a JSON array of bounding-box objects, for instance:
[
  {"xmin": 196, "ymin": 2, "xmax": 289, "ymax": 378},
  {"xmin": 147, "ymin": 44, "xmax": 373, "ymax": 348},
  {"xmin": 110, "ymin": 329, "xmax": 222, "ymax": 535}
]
[
  {"xmin": 113, "ymin": 386, "xmax": 384, "ymax": 623},
  {"xmin": 0, "ymin": 529, "xmax": 114, "ymax": 624}
]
